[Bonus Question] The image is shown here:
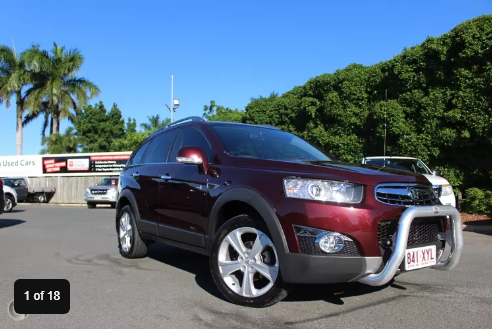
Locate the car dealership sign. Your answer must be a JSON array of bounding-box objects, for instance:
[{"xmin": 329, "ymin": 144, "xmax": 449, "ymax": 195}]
[
  {"xmin": 0, "ymin": 155, "xmax": 43, "ymax": 177},
  {"xmin": 0, "ymin": 152, "xmax": 132, "ymax": 177}
]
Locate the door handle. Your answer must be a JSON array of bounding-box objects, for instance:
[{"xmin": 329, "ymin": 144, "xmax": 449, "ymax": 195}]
[
  {"xmin": 133, "ymin": 173, "xmax": 140, "ymax": 178},
  {"xmin": 160, "ymin": 175, "xmax": 172, "ymax": 180}
]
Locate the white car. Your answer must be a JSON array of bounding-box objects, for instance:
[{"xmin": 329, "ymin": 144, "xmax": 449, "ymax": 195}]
[
  {"xmin": 84, "ymin": 177, "xmax": 119, "ymax": 208},
  {"xmin": 3, "ymin": 184, "xmax": 18, "ymax": 213},
  {"xmin": 360, "ymin": 156, "xmax": 456, "ymax": 207}
]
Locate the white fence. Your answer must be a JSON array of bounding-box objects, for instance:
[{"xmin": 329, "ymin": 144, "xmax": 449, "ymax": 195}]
[{"xmin": 28, "ymin": 176, "xmax": 119, "ymax": 204}]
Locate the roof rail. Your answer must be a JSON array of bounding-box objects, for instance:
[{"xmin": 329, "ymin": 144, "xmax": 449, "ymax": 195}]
[
  {"xmin": 257, "ymin": 124, "xmax": 279, "ymax": 130},
  {"xmin": 162, "ymin": 116, "xmax": 205, "ymax": 129}
]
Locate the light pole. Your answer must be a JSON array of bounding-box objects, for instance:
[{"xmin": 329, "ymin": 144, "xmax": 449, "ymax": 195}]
[{"xmin": 166, "ymin": 75, "xmax": 180, "ymax": 123}]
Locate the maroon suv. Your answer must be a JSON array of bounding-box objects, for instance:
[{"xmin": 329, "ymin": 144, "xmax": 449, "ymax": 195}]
[{"xmin": 116, "ymin": 116, "xmax": 463, "ymax": 307}]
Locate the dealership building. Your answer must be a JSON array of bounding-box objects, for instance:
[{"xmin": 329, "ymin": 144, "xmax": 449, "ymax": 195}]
[{"xmin": 0, "ymin": 152, "xmax": 131, "ymax": 204}]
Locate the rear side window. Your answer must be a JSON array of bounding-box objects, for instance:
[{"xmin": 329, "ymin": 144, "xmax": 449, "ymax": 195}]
[
  {"xmin": 129, "ymin": 140, "xmax": 150, "ymax": 165},
  {"xmin": 365, "ymin": 159, "xmax": 385, "ymax": 167},
  {"xmin": 170, "ymin": 127, "xmax": 213, "ymax": 163},
  {"xmin": 143, "ymin": 130, "xmax": 179, "ymax": 163}
]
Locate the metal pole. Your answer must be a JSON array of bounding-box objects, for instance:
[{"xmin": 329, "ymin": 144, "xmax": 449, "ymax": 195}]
[
  {"xmin": 384, "ymin": 89, "xmax": 387, "ymax": 164},
  {"xmin": 170, "ymin": 75, "xmax": 174, "ymax": 123}
]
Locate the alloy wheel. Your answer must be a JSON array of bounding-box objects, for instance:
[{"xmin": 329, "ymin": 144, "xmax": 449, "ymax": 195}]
[
  {"xmin": 217, "ymin": 227, "xmax": 279, "ymax": 298},
  {"xmin": 119, "ymin": 212, "xmax": 133, "ymax": 252},
  {"xmin": 4, "ymin": 198, "xmax": 12, "ymax": 212}
]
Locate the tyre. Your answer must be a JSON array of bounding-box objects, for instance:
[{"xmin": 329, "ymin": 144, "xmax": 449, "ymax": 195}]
[
  {"xmin": 117, "ymin": 205, "xmax": 148, "ymax": 258},
  {"xmin": 87, "ymin": 203, "xmax": 96, "ymax": 209},
  {"xmin": 37, "ymin": 193, "xmax": 46, "ymax": 203},
  {"xmin": 209, "ymin": 214, "xmax": 288, "ymax": 307},
  {"xmin": 4, "ymin": 195, "xmax": 14, "ymax": 213}
]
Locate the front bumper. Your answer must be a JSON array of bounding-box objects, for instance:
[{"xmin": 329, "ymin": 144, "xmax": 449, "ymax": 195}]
[
  {"xmin": 359, "ymin": 205, "xmax": 463, "ymax": 286},
  {"xmin": 281, "ymin": 253, "xmax": 382, "ymax": 284},
  {"xmin": 85, "ymin": 194, "xmax": 118, "ymax": 203},
  {"xmin": 280, "ymin": 205, "xmax": 463, "ymax": 285}
]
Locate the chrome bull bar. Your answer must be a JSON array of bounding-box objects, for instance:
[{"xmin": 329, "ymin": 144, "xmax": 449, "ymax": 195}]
[{"xmin": 359, "ymin": 205, "xmax": 463, "ymax": 286}]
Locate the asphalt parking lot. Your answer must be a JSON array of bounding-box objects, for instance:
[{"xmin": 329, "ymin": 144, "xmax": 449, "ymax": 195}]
[{"xmin": 0, "ymin": 205, "xmax": 491, "ymax": 329}]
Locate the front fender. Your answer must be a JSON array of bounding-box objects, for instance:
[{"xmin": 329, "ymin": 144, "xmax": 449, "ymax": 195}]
[{"xmin": 207, "ymin": 187, "xmax": 289, "ymax": 257}]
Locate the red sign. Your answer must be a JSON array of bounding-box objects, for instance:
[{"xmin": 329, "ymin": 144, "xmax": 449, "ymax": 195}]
[
  {"xmin": 41, "ymin": 153, "xmax": 131, "ymax": 174},
  {"xmin": 90, "ymin": 155, "xmax": 131, "ymax": 161}
]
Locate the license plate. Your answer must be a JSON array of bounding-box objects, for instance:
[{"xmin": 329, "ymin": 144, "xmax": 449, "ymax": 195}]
[{"xmin": 405, "ymin": 245, "xmax": 437, "ymax": 271}]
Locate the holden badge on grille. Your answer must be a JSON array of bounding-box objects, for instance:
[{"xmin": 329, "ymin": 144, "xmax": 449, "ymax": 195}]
[{"xmin": 408, "ymin": 187, "xmax": 423, "ymax": 201}]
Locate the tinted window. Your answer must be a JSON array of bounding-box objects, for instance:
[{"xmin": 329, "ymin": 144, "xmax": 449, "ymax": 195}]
[
  {"xmin": 129, "ymin": 140, "xmax": 150, "ymax": 165},
  {"xmin": 170, "ymin": 127, "xmax": 213, "ymax": 162},
  {"xmin": 211, "ymin": 125, "xmax": 331, "ymax": 161},
  {"xmin": 144, "ymin": 130, "xmax": 178, "ymax": 163}
]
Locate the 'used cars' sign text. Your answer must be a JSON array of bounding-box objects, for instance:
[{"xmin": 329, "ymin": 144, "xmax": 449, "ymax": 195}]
[{"xmin": 0, "ymin": 155, "xmax": 43, "ymax": 177}]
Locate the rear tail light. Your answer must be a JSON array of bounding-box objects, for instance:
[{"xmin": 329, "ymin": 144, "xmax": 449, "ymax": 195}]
[{"xmin": 0, "ymin": 179, "xmax": 3, "ymax": 187}]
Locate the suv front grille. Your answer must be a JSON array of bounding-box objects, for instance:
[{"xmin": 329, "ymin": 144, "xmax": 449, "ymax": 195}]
[
  {"xmin": 90, "ymin": 189, "xmax": 107, "ymax": 195},
  {"xmin": 375, "ymin": 183, "xmax": 439, "ymax": 206},
  {"xmin": 377, "ymin": 217, "xmax": 445, "ymax": 247}
]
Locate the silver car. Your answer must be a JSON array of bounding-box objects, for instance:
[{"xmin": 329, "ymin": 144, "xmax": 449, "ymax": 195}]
[{"xmin": 84, "ymin": 177, "xmax": 119, "ymax": 208}]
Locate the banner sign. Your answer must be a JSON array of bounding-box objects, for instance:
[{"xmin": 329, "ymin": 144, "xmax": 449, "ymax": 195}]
[
  {"xmin": 42, "ymin": 153, "xmax": 130, "ymax": 174},
  {"xmin": 0, "ymin": 152, "xmax": 132, "ymax": 177},
  {"xmin": 0, "ymin": 155, "xmax": 43, "ymax": 177}
]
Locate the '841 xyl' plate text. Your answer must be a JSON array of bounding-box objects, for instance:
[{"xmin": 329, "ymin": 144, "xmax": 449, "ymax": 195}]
[{"xmin": 405, "ymin": 245, "xmax": 437, "ymax": 271}]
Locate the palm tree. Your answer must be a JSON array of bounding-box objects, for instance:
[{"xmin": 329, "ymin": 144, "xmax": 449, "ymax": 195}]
[
  {"xmin": 140, "ymin": 114, "xmax": 170, "ymax": 132},
  {"xmin": 22, "ymin": 42, "xmax": 100, "ymax": 135},
  {"xmin": 40, "ymin": 127, "xmax": 79, "ymax": 154},
  {"xmin": 23, "ymin": 100, "xmax": 54, "ymax": 137},
  {"xmin": 0, "ymin": 44, "xmax": 33, "ymax": 155}
]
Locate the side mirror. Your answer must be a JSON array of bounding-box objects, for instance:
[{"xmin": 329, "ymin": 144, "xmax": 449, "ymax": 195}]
[
  {"xmin": 176, "ymin": 146, "xmax": 209, "ymax": 174},
  {"xmin": 432, "ymin": 170, "xmax": 442, "ymax": 176}
]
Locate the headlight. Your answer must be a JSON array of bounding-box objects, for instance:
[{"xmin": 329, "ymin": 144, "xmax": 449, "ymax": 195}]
[
  {"xmin": 441, "ymin": 184, "xmax": 453, "ymax": 196},
  {"xmin": 108, "ymin": 188, "xmax": 117, "ymax": 194},
  {"xmin": 85, "ymin": 188, "xmax": 90, "ymax": 195},
  {"xmin": 283, "ymin": 178, "xmax": 363, "ymax": 203}
]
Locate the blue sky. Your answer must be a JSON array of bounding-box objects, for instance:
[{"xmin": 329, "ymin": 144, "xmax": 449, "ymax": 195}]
[{"xmin": 1, "ymin": 0, "xmax": 490, "ymax": 156}]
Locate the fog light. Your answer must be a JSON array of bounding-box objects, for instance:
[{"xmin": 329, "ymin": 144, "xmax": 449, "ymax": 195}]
[{"xmin": 316, "ymin": 232, "xmax": 344, "ymax": 253}]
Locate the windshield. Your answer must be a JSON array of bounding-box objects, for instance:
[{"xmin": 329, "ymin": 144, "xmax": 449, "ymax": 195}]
[
  {"xmin": 97, "ymin": 178, "xmax": 119, "ymax": 186},
  {"xmin": 365, "ymin": 158, "xmax": 431, "ymax": 174},
  {"xmin": 211, "ymin": 125, "xmax": 332, "ymax": 161}
]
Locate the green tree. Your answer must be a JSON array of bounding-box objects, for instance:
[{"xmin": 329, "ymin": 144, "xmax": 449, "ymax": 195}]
[
  {"xmin": 40, "ymin": 127, "xmax": 79, "ymax": 154},
  {"xmin": 241, "ymin": 15, "xmax": 492, "ymax": 192},
  {"xmin": 22, "ymin": 42, "xmax": 100, "ymax": 135},
  {"xmin": 74, "ymin": 102, "xmax": 125, "ymax": 152},
  {"xmin": 126, "ymin": 117, "xmax": 137, "ymax": 133},
  {"xmin": 140, "ymin": 114, "xmax": 169, "ymax": 132},
  {"xmin": 203, "ymin": 100, "xmax": 245, "ymax": 122},
  {"xmin": 111, "ymin": 131, "xmax": 152, "ymax": 152},
  {"xmin": 0, "ymin": 44, "xmax": 35, "ymax": 155}
]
